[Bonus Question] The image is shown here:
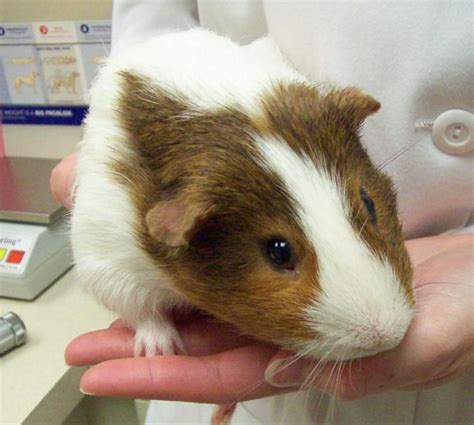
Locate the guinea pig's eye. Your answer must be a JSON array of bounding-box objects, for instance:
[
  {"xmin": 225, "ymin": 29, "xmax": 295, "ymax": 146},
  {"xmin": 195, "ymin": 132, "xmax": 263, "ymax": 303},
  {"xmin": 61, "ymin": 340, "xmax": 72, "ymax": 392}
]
[
  {"xmin": 265, "ymin": 238, "xmax": 295, "ymax": 271},
  {"xmin": 360, "ymin": 187, "xmax": 377, "ymax": 224}
]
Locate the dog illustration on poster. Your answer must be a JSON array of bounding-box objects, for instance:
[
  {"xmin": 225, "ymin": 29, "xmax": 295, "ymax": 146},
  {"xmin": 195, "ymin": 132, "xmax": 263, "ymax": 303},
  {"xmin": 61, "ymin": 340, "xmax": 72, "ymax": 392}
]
[{"xmin": 14, "ymin": 71, "xmax": 40, "ymax": 93}]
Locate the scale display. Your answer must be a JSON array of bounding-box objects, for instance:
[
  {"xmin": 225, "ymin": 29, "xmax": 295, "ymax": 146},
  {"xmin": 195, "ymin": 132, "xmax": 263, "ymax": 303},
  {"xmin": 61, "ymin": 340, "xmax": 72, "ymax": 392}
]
[
  {"xmin": 0, "ymin": 231, "xmax": 33, "ymax": 275},
  {"xmin": 0, "ymin": 220, "xmax": 72, "ymax": 299}
]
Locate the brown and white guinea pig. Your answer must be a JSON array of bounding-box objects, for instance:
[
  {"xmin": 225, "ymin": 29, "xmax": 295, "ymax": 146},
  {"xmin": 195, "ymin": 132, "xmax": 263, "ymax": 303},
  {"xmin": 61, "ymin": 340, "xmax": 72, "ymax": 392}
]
[{"xmin": 71, "ymin": 28, "xmax": 415, "ymax": 361}]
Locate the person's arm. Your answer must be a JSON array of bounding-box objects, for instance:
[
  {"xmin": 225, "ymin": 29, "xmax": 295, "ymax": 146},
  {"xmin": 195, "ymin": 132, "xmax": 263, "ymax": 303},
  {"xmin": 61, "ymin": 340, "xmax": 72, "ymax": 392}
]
[{"xmin": 111, "ymin": 0, "xmax": 199, "ymax": 54}]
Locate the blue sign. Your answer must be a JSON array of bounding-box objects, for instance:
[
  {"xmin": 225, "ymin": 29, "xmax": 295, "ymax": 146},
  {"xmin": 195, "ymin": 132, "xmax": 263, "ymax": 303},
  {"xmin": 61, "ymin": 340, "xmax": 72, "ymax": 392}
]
[{"xmin": 0, "ymin": 104, "xmax": 88, "ymax": 125}]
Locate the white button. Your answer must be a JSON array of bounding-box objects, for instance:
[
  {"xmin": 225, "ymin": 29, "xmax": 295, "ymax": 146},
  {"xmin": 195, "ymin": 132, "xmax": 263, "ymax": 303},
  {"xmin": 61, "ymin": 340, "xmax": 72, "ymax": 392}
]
[{"xmin": 432, "ymin": 109, "xmax": 474, "ymax": 155}]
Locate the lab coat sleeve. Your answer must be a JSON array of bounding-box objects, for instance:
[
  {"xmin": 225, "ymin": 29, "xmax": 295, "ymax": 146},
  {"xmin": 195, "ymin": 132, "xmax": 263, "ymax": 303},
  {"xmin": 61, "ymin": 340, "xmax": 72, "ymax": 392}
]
[
  {"xmin": 446, "ymin": 224, "xmax": 474, "ymax": 235},
  {"xmin": 111, "ymin": 0, "xmax": 199, "ymax": 54}
]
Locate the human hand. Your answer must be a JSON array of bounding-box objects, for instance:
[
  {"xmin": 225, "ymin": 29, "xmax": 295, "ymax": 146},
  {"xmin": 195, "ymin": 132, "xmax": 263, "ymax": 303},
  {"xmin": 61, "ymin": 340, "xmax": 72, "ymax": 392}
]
[
  {"xmin": 64, "ymin": 234, "xmax": 474, "ymax": 401},
  {"xmin": 66, "ymin": 314, "xmax": 288, "ymax": 402},
  {"xmin": 53, "ymin": 156, "xmax": 473, "ymax": 401}
]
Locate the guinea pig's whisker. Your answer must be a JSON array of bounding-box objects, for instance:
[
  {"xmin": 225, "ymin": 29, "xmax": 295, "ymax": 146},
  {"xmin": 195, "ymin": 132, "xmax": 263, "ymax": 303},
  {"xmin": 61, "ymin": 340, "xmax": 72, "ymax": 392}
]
[
  {"xmin": 296, "ymin": 340, "xmax": 337, "ymax": 392},
  {"xmin": 232, "ymin": 346, "xmax": 313, "ymax": 403},
  {"xmin": 278, "ymin": 342, "xmax": 335, "ymax": 420},
  {"xmin": 412, "ymin": 281, "xmax": 473, "ymax": 308},
  {"xmin": 282, "ymin": 344, "xmax": 338, "ymax": 425},
  {"xmin": 298, "ymin": 352, "xmax": 331, "ymax": 394},
  {"xmin": 266, "ymin": 348, "xmax": 313, "ymax": 403},
  {"xmin": 358, "ymin": 217, "xmax": 370, "ymax": 238},
  {"xmin": 274, "ymin": 346, "xmax": 314, "ymax": 374},
  {"xmin": 90, "ymin": 36, "xmax": 109, "ymax": 59},
  {"xmin": 300, "ymin": 346, "xmax": 340, "ymax": 409},
  {"xmin": 354, "ymin": 202, "xmax": 364, "ymax": 221},
  {"xmin": 377, "ymin": 136, "xmax": 425, "ymax": 170},
  {"xmin": 314, "ymin": 354, "xmax": 341, "ymax": 423},
  {"xmin": 323, "ymin": 348, "xmax": 350, "ymax": 425},
  {"xmin": 347, "ymin": 356, "xmax": 356, "ymax": 399},
  {"xmin": 351, "ymin": 358, "xmax": 365, "ymax": 394},
  {"xmin": 413, "ymin": 280, "xmax": 473, "ymax": 291},
  {"xmin": 332, "ymin": 351, "xmax": 349, "ymax": 423},
  {"xmin": 307, "ymin": 349, "xmax": 336, "ymax": 389}
]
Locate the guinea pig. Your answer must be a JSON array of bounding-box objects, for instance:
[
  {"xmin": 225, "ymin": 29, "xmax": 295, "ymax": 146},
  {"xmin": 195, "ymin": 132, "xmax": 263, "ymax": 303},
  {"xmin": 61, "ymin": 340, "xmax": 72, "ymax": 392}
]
[{"xmin": 71, "ymin": 28, "xmax": 415, "ymax": 363}]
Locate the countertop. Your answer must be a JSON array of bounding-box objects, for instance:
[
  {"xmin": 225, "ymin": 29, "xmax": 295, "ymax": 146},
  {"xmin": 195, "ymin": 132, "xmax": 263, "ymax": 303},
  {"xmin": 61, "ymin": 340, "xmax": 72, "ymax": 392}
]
[{"xmin": 0, "ymin": 269, "xmax": 112, "ymax": 425}]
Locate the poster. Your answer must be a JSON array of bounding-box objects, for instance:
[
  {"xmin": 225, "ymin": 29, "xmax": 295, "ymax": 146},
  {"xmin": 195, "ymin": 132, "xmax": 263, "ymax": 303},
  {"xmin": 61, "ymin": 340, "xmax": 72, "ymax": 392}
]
[{"xmin": 0, "ymin": 20, "xmax": 111, "ymax": 125}]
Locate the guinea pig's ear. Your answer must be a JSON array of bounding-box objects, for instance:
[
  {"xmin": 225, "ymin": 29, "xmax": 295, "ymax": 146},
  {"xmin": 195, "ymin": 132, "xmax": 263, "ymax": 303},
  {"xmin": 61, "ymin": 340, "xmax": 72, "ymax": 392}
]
[
  {"xmin": 145, "ymin": 199, "xmax": 209, "ymax": 247},
  {"xmin": 328, "ymin": 87, "xmax": 381, "ymax": 130}
]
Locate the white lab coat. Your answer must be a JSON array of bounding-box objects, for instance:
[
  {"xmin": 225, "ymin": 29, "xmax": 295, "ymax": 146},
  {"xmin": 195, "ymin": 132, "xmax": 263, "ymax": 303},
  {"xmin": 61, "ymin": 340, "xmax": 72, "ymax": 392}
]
[{"xmin": 111, "ymin": 1, "xmax": 474, "ymax": 424}]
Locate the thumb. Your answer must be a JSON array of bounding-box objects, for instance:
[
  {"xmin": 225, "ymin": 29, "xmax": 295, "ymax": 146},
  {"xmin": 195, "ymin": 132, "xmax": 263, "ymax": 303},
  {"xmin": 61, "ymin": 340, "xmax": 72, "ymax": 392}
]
[
  {"xmin": 50, "ymin": 153, "xmax": 77, "ymax": 209},
  {"xmin": 264, "ymin": 349, "xmax": 312, "ymax": 388},
  {"xmin": 264, "ymin": 349, "xmax": 350, "ymax": 397}
]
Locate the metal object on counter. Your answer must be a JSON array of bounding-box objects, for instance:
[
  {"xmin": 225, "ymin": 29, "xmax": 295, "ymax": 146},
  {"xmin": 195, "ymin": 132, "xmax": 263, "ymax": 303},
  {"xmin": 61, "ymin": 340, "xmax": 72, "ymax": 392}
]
[{"xmin": 0, "ymin": 312, "xmax": 27, "ymax": 355}]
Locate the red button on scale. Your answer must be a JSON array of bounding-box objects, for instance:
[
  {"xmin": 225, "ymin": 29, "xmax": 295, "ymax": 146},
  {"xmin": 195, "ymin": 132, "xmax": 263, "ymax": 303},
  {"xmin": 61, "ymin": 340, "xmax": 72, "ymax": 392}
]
[{"xmin": 6, "ymin": 250, "xmax": 25, "ymax": 264}]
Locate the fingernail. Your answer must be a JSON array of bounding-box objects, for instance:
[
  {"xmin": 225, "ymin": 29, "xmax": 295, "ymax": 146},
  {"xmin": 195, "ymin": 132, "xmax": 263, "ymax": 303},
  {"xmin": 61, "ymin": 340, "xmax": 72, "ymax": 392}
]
[
  {"xmin": 264, "ymin": 358, "xmax": 306, "ymax": 388},
  {"xmin": 80, "ymin": 387, "xmax": 95, "ymax": 396}
]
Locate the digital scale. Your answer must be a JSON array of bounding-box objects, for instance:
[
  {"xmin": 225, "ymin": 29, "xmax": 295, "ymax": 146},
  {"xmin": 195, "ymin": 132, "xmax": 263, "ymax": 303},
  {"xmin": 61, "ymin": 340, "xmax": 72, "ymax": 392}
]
[{"xmin": 0, "ymin": 157, "xmax": 72, "ymax": 300}]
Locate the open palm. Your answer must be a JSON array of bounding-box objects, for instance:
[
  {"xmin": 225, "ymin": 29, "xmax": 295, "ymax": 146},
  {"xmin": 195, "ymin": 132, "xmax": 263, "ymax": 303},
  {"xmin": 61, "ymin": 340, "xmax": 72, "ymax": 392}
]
[{"xmin": 65, "ymin": 234, "xmax": 474, "ymax": 401}]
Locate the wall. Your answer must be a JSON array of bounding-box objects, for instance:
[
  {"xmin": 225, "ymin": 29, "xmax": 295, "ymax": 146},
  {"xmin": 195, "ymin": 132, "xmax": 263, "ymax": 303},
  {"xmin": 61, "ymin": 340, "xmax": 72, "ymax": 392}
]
[{"xmin": 0, "ymin": 0, "xmax": 113, "ymax": 22}]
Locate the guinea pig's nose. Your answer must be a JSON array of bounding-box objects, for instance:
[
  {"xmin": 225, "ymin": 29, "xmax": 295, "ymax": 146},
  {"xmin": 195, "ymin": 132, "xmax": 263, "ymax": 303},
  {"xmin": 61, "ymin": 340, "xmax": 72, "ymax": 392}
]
[{"xmin": 352, "ymin": 321, "xmax": 406, "ymax": 354}]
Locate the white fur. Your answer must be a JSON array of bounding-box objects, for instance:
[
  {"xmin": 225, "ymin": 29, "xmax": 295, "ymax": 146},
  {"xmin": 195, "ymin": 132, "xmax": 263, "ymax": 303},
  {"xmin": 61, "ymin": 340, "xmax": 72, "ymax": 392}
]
[
  {"xmin": 105, "ymin": 28, "xmax": 307, "ymax": 115},
  {"xmin": 73, "ymin": 84, "xmax": 185, "ymax": 356},
  {"xmin": 72, "ymin": 28, "xmax": 305, "ymax": 356},
  {"xmin": 256, "ymin": 137, "xmax": 414, "ymax": 360}
]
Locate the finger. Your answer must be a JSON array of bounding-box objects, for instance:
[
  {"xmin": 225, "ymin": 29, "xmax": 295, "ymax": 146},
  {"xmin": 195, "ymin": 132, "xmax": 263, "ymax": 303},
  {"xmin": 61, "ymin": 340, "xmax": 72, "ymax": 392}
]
[
  {"xmin": 66, "ymin": 317, "xmax": 254, "ymax": 366},
  {"xmin": 65, "ymin": 327, "xmax": 135, "ymax": 365},
  {"xmin": 264, "ymin": 349, "xmax": 356, "ymax": 400},
  {"xmin": 179, "ymin": 316, "xmax": 253, "ymax": 356},
  {"xmin": 50, "ymin": 153, "xmax": 77, "ymax": 209},
  {"xmin": 413, "ymin": 241, "xmax": 474, "ymax": 290},
  {"xmin": 80, "ymin": 344, "xmax": 287, "ymax": 403},
  {"xmin": 109, "ymin": 319, "xmax": 128, "ymax": 329},
  {"xmin": 406, "ymin": 234, "xmax": 473, "ymax": 267},
  {"xmin": 399, "ymin": 369, "xmax": 463, "ymax": 392}
]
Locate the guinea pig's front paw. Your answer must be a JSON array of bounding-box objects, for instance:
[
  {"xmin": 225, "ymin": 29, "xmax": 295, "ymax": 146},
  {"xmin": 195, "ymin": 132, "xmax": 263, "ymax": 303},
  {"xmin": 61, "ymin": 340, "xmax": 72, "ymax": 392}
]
[{"xmin": 134, "ymin": 318, "xmax": 185, "ymax": 357}]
